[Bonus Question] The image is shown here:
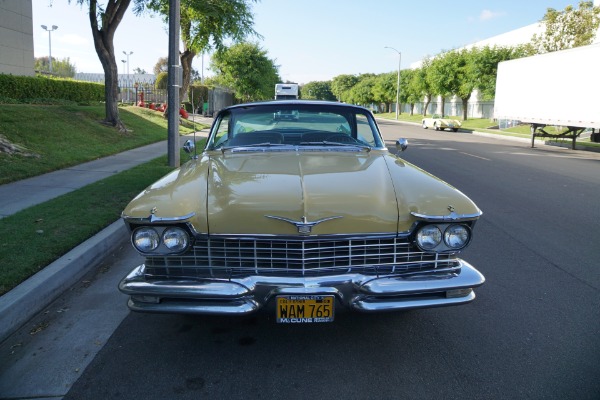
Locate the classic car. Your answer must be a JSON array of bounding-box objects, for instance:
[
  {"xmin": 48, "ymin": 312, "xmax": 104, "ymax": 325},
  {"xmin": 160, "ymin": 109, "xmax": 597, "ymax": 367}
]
[
  {"xmin": 422, "ymin": 114, "xmax": 461, "ymax": 132},
  {"xmin": 119, "ymin": 101, "xmax": 484, "ymax": 323}
]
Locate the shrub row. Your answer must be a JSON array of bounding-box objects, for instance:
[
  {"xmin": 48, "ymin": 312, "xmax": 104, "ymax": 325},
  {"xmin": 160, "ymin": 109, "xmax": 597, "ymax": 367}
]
[{"xmin": 0, "ymin": 74, "xmax": 104, "ymax": 103}]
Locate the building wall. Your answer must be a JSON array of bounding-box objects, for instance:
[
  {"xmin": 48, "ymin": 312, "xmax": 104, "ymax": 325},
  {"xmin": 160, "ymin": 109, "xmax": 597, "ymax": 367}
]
[{"xmin": 0, "ymin": 0, "xmax": 34, "ymax": 76}]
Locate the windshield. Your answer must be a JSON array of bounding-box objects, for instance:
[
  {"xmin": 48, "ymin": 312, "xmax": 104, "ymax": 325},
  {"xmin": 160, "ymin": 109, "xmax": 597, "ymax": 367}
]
[{"xmin": 206, "ymin": 103, "xmax": 384, "ymax": 150}]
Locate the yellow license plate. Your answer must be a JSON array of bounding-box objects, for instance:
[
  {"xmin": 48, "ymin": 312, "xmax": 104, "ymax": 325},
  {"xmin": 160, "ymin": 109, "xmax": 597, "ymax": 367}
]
[{"xmin": 276, "ymin": 295, "xmax": 334, "ymax": 323}]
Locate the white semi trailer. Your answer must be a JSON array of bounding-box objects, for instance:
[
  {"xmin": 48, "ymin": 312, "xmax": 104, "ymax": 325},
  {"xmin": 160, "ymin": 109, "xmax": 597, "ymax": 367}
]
[{"xmin": 494, "ymin": 43, "xmax": 600, "ymax": 148}]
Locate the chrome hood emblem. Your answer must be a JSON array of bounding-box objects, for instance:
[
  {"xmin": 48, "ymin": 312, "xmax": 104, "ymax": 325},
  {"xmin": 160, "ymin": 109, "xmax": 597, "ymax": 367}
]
[{"xmin": 265, "ymin": 215, "xmax": 343, "ymax": 235}]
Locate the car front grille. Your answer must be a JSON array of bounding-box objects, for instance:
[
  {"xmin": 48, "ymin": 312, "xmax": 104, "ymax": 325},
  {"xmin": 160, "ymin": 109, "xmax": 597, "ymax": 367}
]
[{"xmin": 144, "ymin": 235, "xmax": 459, "ymax": 280}]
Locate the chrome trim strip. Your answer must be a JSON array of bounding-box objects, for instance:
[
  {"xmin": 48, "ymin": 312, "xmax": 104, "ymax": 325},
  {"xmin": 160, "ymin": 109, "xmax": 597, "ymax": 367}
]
[
  {"xmin": 191, "ymin": 232, "xmax": 410, "ymax": 240},
  {"xmin": 119, "ymin": 260, "xmax": 485, "ymax": 314},
  {"xmin": 122, "ymin": 211, "xmax": 196, "ymax": 224},
  {"xmin": 410, "ymin": 210, "xmax": 482, "ymax": 222}
]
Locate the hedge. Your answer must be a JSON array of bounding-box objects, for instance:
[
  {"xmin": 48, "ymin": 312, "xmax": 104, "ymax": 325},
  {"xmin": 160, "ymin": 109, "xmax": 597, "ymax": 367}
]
[{"xmin": 0, "ymin": 74, "xmax": 104, "ymax": 103}]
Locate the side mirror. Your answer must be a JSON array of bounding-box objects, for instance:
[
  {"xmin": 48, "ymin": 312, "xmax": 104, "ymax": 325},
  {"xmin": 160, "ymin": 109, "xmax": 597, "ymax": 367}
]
[
  {"xmin": 183, "ymin": 139, "xmax": 195, "ymax": 154},
  {"xmin": 396, "ymin": 138, "xmax": 408, "ymax": 152}
]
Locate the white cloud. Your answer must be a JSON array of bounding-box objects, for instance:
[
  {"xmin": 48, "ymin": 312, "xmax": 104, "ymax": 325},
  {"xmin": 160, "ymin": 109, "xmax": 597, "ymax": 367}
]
[{"xmin": 479, "ymin": 9, "xmax": 506, "ymax": 21}]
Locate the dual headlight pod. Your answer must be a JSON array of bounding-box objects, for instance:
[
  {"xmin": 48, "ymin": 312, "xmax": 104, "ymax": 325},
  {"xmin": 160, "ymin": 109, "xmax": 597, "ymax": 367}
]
[
  {"xmin": 415, "ymin": 223, "xmax": 471, "ymax": 252},
  {"xmin": 132, "ymin": 226, "xmax": 190, "ymax": 254}
]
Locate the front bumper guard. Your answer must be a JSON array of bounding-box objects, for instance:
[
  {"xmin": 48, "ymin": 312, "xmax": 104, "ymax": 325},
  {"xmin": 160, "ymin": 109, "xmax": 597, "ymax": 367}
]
[{"xmin": 118, "ymin": 260, "xmax": 485, "ymax": 314}]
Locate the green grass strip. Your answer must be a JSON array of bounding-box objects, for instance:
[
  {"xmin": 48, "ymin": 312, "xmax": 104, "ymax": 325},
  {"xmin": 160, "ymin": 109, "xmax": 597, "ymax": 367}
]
[
  {"xmin": 0, "ymin": 150, "xmax": 202, "ymax": 295},
  {"xmin": 0, "ymin": 104, "xmax": 204, "ymax": 184}
]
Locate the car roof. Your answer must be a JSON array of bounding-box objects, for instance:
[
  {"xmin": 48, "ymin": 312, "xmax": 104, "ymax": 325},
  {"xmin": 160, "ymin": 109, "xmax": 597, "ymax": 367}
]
[{"xmin": 221, "ymin": 100, "xmax": 372, "ymax": 113}]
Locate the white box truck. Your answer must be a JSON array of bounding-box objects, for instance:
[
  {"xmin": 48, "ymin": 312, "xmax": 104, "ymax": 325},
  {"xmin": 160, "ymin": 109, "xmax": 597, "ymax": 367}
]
[
  {"xmin": 275, "ymin": 83, "xmax": 299, "ymax": 100},
  {"xmin": 494, "ymin": 43, "xmax": 600, "ymax": 148}
]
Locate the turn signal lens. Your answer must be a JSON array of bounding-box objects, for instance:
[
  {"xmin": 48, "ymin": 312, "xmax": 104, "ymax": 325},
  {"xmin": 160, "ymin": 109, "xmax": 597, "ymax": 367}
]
[{"xmin": 132, "ymin": 227, "xmax": 160, "ymax": 252}]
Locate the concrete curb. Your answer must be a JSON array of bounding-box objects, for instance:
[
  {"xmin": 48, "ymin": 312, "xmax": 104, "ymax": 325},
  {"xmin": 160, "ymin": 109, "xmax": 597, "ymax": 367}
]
[{"xmin": 0, "ymin": 220, "xmax": 128, "ymax": 343}]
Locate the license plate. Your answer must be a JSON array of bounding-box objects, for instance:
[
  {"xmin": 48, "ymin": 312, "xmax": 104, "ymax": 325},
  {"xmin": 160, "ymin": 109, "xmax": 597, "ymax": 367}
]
[{"xmin": 276, "ymin": 295, "xmax": 334, "ymax": 323}]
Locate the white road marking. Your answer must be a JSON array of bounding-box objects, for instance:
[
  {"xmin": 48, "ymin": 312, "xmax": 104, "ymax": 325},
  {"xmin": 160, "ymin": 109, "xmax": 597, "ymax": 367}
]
[{"xmin": 460, "ymin": 152, "xmax": 491, "ymax": 161}]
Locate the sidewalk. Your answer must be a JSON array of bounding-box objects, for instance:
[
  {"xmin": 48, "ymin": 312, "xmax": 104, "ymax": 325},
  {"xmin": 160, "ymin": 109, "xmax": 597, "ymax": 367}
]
[
  {"xmin": 0, "ymin": 118, "xmax": 212, "ymax": 219},
  {"xmin": 0, "ymin": 124, "xmax": 210, "ymax": 343}
]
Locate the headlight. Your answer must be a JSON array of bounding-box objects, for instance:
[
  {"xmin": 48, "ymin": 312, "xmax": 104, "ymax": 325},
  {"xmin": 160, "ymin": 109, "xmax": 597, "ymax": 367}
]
[
  {"xmin": 162, "ymin": 227, "xmax": 189, "ymax": 252},
  {"xmin": 444, "ymin": 225, "xmax": 470, "ymax": 249},
  {"xmin": 416, "ymin": 225, "xmax": 442, "ymax": 250},
  {"xmin": 132, "ymin": 227, "xmax": 160, "ymax": 252}
]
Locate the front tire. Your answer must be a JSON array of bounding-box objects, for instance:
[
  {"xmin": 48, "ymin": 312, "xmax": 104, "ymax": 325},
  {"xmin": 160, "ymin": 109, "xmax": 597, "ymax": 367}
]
[
  {"xmin": 452, "ymin": 128, "xmax": 458, "ymax": 132},
  {"xmin": 434, "ymin": 123, "xmax": 440, "ymax": 131}
]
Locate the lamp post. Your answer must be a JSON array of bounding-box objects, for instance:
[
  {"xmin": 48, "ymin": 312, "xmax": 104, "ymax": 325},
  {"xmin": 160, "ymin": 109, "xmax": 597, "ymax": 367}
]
[
  {"xmin": 384, "ymin": 46, "xmax": 401, "ymax": 120},
  {"xmin": 123, "ymin": 51, "xmax": 133, "ymax": 102},
  {"xmin": 41, "ymin": 25, "xmax": 58, "ymax": 73},
  {"xmin": 121, "ymin": 60, "xmax": 126, "ymax": 102}
]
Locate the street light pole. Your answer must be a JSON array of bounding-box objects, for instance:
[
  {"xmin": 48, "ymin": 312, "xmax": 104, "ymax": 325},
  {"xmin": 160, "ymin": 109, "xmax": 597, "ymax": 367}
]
[
  {"xmin": 41, "ymin": 25, "xmax": 58, "ymax": 73},
  {"xmin": 123, "ymin": 51, "xmax": 133, "ymax": 102},
  {"xmin": 384, "ymin": 46, "xmax": 401, "ymax": 120},
  {"xmin": 121, "ymin": 60, "xmax": 126, "ymax": 102}
]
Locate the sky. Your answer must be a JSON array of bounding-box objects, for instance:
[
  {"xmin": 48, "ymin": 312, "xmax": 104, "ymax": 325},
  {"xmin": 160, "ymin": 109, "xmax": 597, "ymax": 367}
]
[{"xmin": 32, "ymin": 0, "xmax": 581, "ymax": 84}]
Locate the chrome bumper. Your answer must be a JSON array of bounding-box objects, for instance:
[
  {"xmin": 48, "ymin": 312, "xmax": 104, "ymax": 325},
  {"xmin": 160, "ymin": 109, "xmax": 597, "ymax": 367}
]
[{"xmin": 118, "ymin": 260, "xmax": 485, "ymax": 314}]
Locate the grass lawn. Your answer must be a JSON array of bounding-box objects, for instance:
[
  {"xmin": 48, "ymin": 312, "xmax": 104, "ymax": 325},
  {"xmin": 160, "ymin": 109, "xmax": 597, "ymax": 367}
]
[
  {"xmin": 0, "ymin": 148, "xmax": 207, "ymax": 295},
  {"xmin": 0, "ymin": 103, "xmax": 209, "ymax": 295},
  {"xmin": 0, "ymin": 104, "xmax": 204, "ymax": 184}
]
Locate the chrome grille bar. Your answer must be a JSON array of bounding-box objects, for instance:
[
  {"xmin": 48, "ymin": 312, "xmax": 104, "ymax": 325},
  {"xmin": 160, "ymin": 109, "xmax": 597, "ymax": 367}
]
[{"xmin": 145, "ymin": 236, "xmax": 459, "ymax": 279}]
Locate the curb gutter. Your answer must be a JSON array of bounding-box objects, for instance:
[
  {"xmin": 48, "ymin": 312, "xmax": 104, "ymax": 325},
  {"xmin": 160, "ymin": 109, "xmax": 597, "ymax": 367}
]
[{"xmin": 0, "ymin": 220, "xmax": 128, "ymax": 344}]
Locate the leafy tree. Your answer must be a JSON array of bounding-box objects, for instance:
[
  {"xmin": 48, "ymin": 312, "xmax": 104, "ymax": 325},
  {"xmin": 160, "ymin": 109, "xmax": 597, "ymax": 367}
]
[
  {"xmin": 143, "ymin": 0, "xmax": 259, "ymax": 101},
  {"xmin": 153, "ymin": 56, "xmax": 168, "ymax": 75},
  {"xmin": 531, "ymin": 1, "xmax": 600, "ymax": 53},
  {"xmin": 348, "ymin": 75, "xmax": 377, "ymax": 106},
  {"xmin": 470, "ymin": 45, "xmax": 527, "ymax": 100},
  {"xmin": 132, "ymin": 67, "xmax": 147, "ymax": 74},
  {"xmin": 412, "ymin": 58, "xmax": 435, "ymax": 116},
  {"xmin": 426, "ymin": 52, "xmax": 457, "ymax": 116},
  {"xmin": 331, "ymin": 74, "xmax": 358, "ymax": 103},
  {"xmin": 372, "ymin": 72, "xmax": 397, "ymax": 113},
  {"xmin": 210, "ymin": 42, "xmax": 280, "ymax": 101},
  {"xmin": 34, "ymin": 57, "xmax": 77, "ymax": 77},
  {"xmin": 155, "ymin": 71, "xmax": 168, "ymax": 89},
  {"xmin": 72, "ymin": 0, "xmax": 139, "ymax": 132},
  {"xmin": 400, "ymin": 69, "xmax": 420, "ymax": 116},
  {"xmin": 436, "ymin": 49, "xmax": 475, "ymax": 120},
  {"xmin": 301, "ymin": 81, "xmax": 336, "ymax": 101}
]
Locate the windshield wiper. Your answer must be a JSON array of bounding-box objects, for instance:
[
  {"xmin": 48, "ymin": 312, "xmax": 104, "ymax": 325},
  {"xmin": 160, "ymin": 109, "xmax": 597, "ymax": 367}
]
[
  {"xmin": 299, "ymin": 141, "xmax": 371, "ymax": 151},
  {"xmin": 221, "ymin": 143, "xmax": 292, "ymax": 152}
]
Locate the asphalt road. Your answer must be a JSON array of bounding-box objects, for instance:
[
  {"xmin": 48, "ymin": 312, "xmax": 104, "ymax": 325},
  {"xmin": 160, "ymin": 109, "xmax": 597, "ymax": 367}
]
[{"xmin": 2, "ymin": 121, "xmax": 599, "ymax": 400}]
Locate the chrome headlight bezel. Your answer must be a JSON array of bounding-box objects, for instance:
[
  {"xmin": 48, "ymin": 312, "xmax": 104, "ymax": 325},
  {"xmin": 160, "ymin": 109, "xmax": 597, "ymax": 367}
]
[
  {"xmin": 131, "ymin": 225, "xmax": 191, "ymax": 255},
  {"xmin": 416, "ymin": 225, "xmax": 443, "ymax": 250},
  {"xmin": 132, "ymin": 227, "xmax": 160, "ymax": 253},
  {"xmin": 415, "ymin": 223, "xmax": 472, "ymax": 253},
  {"xmin": 443, "ymin": 224, "xmax": 471, "ymax": 249},
  {"xmin": 162, "ymin": 227, "xmax": 190, "ymax": 252}
]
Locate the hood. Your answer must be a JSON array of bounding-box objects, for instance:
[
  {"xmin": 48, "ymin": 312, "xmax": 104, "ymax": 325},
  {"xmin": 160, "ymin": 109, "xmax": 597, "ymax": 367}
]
[
  {"xmin": 122, "ymin": 150, "xmax": 480, "ymax": 236},
  {"xmin": 206, "ymin": 151, "xmax": 398, "ymax": 235}
]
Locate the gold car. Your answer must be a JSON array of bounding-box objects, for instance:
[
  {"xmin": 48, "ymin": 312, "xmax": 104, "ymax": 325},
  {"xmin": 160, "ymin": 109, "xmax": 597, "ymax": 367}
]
[
  {"xmin": 422, "ymin": 114, "xmax": 462, "ymax": 132},
  {"xmin": 119, "ymin": 101, "xmax": 484, "ymax": 323}
]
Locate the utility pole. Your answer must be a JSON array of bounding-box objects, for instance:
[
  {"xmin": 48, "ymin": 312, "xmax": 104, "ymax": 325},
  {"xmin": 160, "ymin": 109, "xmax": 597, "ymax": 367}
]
[{"xmin": 168, "ymin": 0, "xmax": 181, "ymax": 167}]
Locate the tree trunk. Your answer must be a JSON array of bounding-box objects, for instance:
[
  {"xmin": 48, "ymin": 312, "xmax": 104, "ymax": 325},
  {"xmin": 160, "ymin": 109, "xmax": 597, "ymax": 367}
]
[
  {"xmin": 179, "ymin": 49, "xmax": 196, "ymax": 102},
  {"xmin": 440, "ymin": 96, "xmax": 445, "ymax": 116},
  {"xmin": 423, "ymin": 96, "xmax": 431, "ymax": 116},
  {"xmin": 462, "ymin": 96, "xmax": 470, "ymax": 121},
  {"xmin": 88, "ymin": 0, "xmax": 131, "ymax": 133}
]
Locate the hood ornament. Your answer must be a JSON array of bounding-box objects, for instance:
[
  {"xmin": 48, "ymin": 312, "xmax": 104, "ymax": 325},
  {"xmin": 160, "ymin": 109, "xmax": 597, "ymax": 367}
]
[{"xmin": 265, "ymin": 215, "xmax": 343, "ymax": 235}]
